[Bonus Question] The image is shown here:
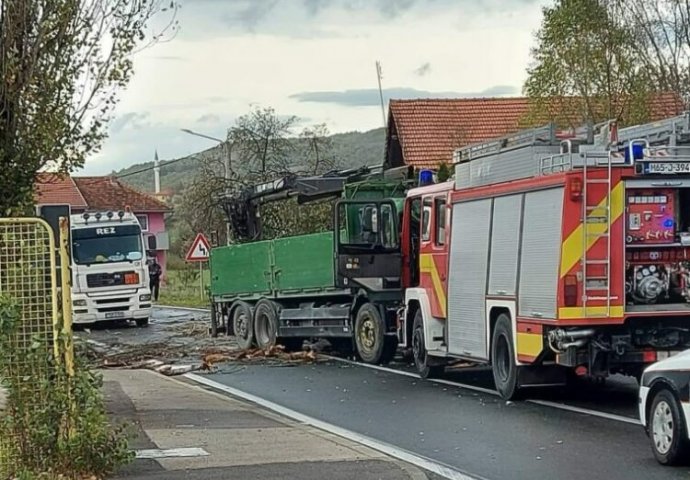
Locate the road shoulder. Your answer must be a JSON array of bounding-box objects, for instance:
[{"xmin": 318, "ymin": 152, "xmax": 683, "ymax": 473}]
[{"xmin": 103, "ymin": 369, "xmax": 430, "ymax": 480}]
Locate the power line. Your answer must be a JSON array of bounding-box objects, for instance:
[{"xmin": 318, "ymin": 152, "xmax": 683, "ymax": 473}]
[{"xmin": 115, "ymin": 153, "xmax": 199, "ymax": 179}]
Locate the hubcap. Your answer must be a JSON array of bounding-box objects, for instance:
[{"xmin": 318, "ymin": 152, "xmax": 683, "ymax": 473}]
[
  {"xmin": 652, "ymin": 400, "xmax": 675, "ymax": 455},
  {"xmin": 235, "ymin": 313, "xmax": 248, "ymax": 339},
  {"xmin": 359, "ymin": 315, "xmax": 376, "ymax": 351}
]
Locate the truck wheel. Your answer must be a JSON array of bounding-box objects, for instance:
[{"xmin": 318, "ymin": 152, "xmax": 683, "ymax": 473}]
[
  {"xmin": 491, "ymin": 314, "xmax": 521, "ymax": 400},
  {"xmin": 136, "ymin": 318, "xmax": 149, "ymax": 328},
  {"xmin": 649, "ymin": 388, "xmax": 690, "ymax": 465},
  {"xmin": 232, "ymin": 302, "xmax": 254, "ymax": 350},
  {"xmin": 254, "ymin": 300, "xmax": 278, "ymax": 349},
  {"xmin": 412, "ymin": 309, "xmax": 443, "ymax": 378},
  {"xmin": 355, "ymin": 303, "xmax": 395, "ymax": 364}
]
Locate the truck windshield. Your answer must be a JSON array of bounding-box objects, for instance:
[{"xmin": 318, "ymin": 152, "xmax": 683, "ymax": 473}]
[
  {"xmin": 338, "ymin": 202, "xmax": 399, "ymax": 249},
  {"xmin": 71, "ymin": 224, "xmax": 143, "ymax": 265}
]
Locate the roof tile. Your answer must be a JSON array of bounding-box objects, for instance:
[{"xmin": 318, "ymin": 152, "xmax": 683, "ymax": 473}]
[
  {"xmin": 389, "ymin": 94, "xmax": 685, "ymax": 167},
  {"xmin": 73, "ymin": 177, "xmax": 170, "ymax": 212},
  {"xmin": 34, "ymin": 173, "xmax": 88, "ymax": 209}
]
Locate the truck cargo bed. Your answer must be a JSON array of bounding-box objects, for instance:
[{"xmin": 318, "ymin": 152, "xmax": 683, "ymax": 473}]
[{"xmin": 210, "ymin": 232, "xmax": 336, "ymax": 300}]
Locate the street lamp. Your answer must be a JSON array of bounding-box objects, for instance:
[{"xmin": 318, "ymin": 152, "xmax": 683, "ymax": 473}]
[{"xmin": 181, "ymin": 127, "xmax": 233, "ymax": 245}]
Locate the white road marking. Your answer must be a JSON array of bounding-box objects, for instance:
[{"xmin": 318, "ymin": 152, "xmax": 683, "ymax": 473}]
[
  {"xmin": 159, "ymin": 306, "xmax": 640, "ymax": 426},
  {"xmin": 328, "ymin": 356, "xmax": 641, "ymax": 425},
  {"xmin": 528, "ymin": 400, "xmax": 641, "ymax": 425},
  {"xmin": 135, "ymin": 447, "xmax": 209, "ymax": 459},
  {"xmin": 328, "ymin": 356, "xmax": 499, "ymax": 396},
  {"xmin": 184, "ymin": 373, "xmax": 484, "ymax": 480}
]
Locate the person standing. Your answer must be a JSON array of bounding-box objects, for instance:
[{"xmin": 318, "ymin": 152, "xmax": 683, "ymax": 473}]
[{"xmin": 148, "ymin": 257, "xmax": 162, "ymax": 302}]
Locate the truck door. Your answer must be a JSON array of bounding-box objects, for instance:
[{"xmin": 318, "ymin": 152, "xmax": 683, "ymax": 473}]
[
  {"xmin": 419, "ymin": 194, "xmax": 450, "ymax": 318},
  {"xmin": 333, "ymin": 200, "xmax": 402, "ymax": 292}
]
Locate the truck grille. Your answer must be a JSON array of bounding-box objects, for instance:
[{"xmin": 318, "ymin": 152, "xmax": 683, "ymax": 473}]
[
  {"xmin": 95, "ymin": 297, "xmax": 129, "ymax": 304},
  {"xmin": 97, "ymin": 306, "xmax": 129, "ymax": 313},
  {"xmin": 86, "ymin": 271, "xmax": 137, "ymax": 288}
]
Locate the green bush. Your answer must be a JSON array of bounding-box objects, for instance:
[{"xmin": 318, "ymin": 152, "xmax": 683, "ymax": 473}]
[{"xmin": 0, "ymin": 296, "xmax": 133, "ymax": 479}]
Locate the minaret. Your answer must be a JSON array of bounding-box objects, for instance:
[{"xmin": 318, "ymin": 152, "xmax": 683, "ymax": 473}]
[{"xmin": 154, "ymin": 149, "xmax": 161, "ymax": 194}]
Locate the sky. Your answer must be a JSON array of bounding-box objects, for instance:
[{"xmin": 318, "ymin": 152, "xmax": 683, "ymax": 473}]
[{"xmin": 84, "ymin": 0, "xmax": 548, "ymax": 175}]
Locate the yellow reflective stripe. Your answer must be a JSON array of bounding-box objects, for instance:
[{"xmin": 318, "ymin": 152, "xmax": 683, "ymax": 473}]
[
  {"xmin": 559, "ymin": 181, "xmax": 625, "ymax": 278},
  {"xmin": 419, "ymin": 254, "xmax": 447, "ymax": 317},
  {"xmin": 516, "ymin": 332, "xmax": 543, "ymax": 357},
  {"xmin": 558, "ymin": 305, "xmax": 625, "ymax": 319}
]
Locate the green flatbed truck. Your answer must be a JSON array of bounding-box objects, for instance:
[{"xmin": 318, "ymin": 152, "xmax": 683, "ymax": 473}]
[{"xmin": 209, "ymin": 166, "xmax": 419, "ymax": 364}]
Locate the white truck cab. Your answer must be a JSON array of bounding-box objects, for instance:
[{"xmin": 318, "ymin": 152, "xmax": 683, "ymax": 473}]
[{"xmin": 69, "ymin": 210, "xmax": 152, "ymax": 326}]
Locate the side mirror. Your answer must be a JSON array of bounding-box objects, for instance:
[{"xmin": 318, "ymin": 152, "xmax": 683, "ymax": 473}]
[{"xmin": 147, "ymin": 235, "xmax": 157, "ymax": 250}]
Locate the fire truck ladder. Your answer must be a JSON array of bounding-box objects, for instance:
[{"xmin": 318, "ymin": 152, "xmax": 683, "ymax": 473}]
[{"xmin": 581, "ymin": 150, "xmax": 613, "ymax": 316}]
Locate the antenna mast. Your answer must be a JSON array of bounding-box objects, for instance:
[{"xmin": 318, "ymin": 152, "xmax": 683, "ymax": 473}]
[{"xmin": 376, "ymin": 60, "xmax": 386, "ymax": 127}]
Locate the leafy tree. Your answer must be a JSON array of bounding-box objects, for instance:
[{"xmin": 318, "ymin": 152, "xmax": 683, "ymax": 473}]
[
  {"xmin": 0, "ymin": 0, "xmax": 178, "ymax": 215},
  {"xmin": 524, "ymin": 0, "xmax": 654, "ymax": 128},
  {"xmin": 436, "ymin": 162, "xmax": 451, "ymax": 182}
]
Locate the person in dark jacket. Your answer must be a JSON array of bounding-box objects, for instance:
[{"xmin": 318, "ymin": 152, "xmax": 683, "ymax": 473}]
[{"xmin": 148, "ymin": 257, "xmax": 162, "ymax": 302}]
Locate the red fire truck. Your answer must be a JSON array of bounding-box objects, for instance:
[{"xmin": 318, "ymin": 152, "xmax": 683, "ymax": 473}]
[{"xmin": 399, "ymin": 113, "xmax": 690, "ymax": 399}]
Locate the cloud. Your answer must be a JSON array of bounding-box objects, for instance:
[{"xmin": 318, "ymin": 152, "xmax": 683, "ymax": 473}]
[
  {"xmin": 290, "ymin": 85, "xmax": 520, "ymax": 107},
  {"xmin": 110, "ymin": 112, "xmax": 151, "ymax": 134},
  {"xmin": 414, "ymin": 62, "xmax": 432, "ymax": 76},
  {"xmin": 196, "ymin": 113, "xmax": 221, "ymax": 124}
]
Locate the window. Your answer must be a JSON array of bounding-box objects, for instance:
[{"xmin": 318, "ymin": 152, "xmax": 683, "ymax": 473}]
[
  {"xmin": 136, "ymin": 214, "xmax": 149, "ymax": 231},
  {"xmin": 421, "ymin": 197, "xmax": 432, "ymax": 242},
  {"xmin": 435, "ymin": 197, "xmax": 446, "ymax": 245}
]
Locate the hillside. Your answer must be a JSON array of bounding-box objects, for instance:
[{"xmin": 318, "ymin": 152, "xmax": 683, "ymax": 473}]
[{"xmin": 115, "ymin": 127, "xmax": 386, "ymax": 194}]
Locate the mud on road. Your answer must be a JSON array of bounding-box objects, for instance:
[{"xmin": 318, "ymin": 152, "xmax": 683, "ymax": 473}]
[{"xmin": 76, "ymin": 307, "xmax": 327, "ymax": 375}]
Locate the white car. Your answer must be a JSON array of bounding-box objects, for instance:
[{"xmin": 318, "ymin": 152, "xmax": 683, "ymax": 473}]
[{"xmin": 639, "ymin": 350, "xmax": 690, "ymax": 465}]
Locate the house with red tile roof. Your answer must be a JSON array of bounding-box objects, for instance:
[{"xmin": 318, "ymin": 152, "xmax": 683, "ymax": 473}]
[
  {"xmin": 34, "ymin": 173, "xmax": 171, "ymax": 278},
  {"xmin": 384, "ymin": 94, "xmax": 685, "ymax": 169}
]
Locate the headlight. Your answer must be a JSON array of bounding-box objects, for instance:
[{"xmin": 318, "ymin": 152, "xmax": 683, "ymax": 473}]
[
  {"xmin": 73, "ymin": 299, "xmax": 87, "ymax": 307},
  {"xmin": 139, "ymin": 294, "xmax": 151, "ymax": 301}
]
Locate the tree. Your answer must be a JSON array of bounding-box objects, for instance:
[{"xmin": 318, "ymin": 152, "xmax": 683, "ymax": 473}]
[
  {"xmin": 524, "ymin": 0, "xmax": 654, "ymax": 128},
  {"xmin": 437, "ymin": 162, "xmax": 451, "ymax": 182},
  {"xmin": 229, "ymin": 106, "xmax": 297, "ymax": 181},
  {"xmin": 609, "ymin": 0, "xmax": 690, "ymax": 101},
  {"xmin": 172, "ymin": 155, "xmax": 231, "ymax": 250},
  {"xmin": 299, "ymin": 123, "xmax": 338, "ymax": 175},
  {"xmin": 0, "ymin": 0, "xmax": 178, "ymax": 215}
]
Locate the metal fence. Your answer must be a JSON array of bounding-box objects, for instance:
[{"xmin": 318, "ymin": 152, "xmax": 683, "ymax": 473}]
[{"xmin": 0, "ymin": 217, "xmax": 70, "ymax": 475}]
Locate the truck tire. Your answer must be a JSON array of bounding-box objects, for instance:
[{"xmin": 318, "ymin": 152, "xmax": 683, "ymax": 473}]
[
  {"xmin": 136, "ymin": 318, "xmax": 149, "ymax": 328},
  {"xmin": 355, "ymin": 303, "xmax": 396, "ymax": 365},
  {"xmin": 232, "ymin": 301, "xmax": 254, "ymax": 350},
  {"xmin": 254, "ymin": 299, "xmax": 278, "ymax": 349},
  {"xmin": 491, "ymin": 313, "xmax": 521, "ymax": 400},
  {"xmin": 412, "ymin": 309, "xmax": 443, "ymax": 378}
]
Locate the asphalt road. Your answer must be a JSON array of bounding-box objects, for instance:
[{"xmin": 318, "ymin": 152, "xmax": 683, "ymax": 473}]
[
  {"xmin": 201, "ymin": 361, "xmax": 689, "ymax": 480},
  {"xmin": 82, "ymin": 307, "xmax": 690, "ymax": 480}
]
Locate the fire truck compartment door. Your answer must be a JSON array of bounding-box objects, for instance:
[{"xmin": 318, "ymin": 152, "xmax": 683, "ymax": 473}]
[
  {"xmin": 518, "ymin": 188, "xmax": 564, "ymax": 319},
  {"xmin": 488, "ymin": 194, "xmax": 523, "ymax": 296},
  {"xmin": 447, "ymin": 198, "xmax": 492, "ymax": 359}
]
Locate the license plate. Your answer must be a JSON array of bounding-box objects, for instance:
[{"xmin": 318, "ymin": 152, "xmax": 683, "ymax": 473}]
[
  {"xmin": 105, "ymin": 311, "xmax": 125, "ymax": 319},
  {"xmin": 644, "ymin": 162, "xmax": 690, "ymax": 174}
]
